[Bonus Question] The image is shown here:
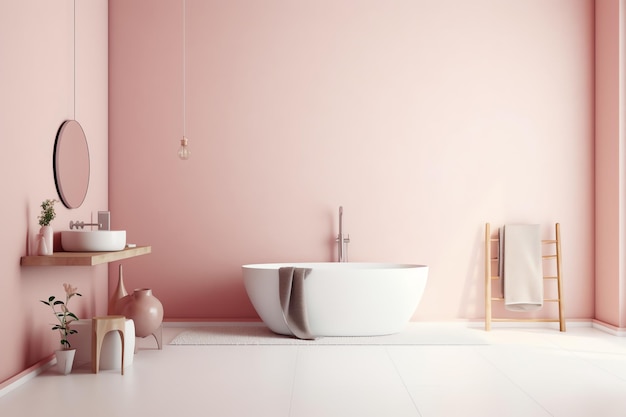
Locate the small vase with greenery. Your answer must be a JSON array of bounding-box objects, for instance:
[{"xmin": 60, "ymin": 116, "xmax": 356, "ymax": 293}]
[
  {"xmin": 41, "ymin": 283, "xmax": 82, "ymax": 350},
  {"xmin": 37, "ymin": 199, "xmax": 57, "ymax": 255},
  {"xmin": 38, "ymin": 199, "xmax": 57, "ymax": 227}
]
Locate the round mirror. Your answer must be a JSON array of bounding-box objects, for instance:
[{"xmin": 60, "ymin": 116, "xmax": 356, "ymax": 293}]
[{"xmin": 53, "ymin": 120, "xmax": 89, "ymax": 209}]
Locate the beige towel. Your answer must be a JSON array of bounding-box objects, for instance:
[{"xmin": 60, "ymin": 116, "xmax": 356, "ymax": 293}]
[
  {"xmin": 501, "ymin": 225, "xmax": 543, "ymax": 312},
  {"xmin": 279, "ymin": 267, "xmax": 316, "ymax": 340}
]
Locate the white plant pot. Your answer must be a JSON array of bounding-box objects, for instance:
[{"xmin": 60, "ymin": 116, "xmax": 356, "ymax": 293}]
[{"xmin": 55, "ymin": 349, "xmax": 76, "ymax": 375}]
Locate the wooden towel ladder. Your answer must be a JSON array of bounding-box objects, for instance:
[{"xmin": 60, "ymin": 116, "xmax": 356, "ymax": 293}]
[{"xmin": 484, "ymin": 223, "xmax": 565, "ymax": 331}]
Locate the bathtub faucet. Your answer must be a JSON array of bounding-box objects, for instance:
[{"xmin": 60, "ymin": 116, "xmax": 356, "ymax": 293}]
[{"xmin": 336, "ymin": 206, "xmax": 350, "ymax": 262}]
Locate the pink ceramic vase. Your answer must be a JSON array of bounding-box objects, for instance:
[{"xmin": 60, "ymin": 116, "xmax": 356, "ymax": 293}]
[
  {"xmin": 117, "ymin": 288, "xmax": 164, "ymax": 338},
  {"xmin": 38, "ymin": 225, "xmax": 53, "ymax": 255},
  {"xmin": 108, "ymin": 265, "xmax": 128, "ymax": 314}
]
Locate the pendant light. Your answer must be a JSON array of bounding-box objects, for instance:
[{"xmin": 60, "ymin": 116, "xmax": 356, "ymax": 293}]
[
  {"xmin": 53, "ymin": 0, "xmax": 90, "ymax": 209},
  {"xmin": 178, "ymin": 0, "xmax": 190, "ymax": 160}
]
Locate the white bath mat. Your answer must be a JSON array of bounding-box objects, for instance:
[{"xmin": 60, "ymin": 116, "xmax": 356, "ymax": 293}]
[{"xmin": 169, "ymin": 323, "xmax": 487, "ymax": 346}]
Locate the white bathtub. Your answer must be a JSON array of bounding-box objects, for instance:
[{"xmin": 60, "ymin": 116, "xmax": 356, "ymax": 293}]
[{"xmin": 242, "ymin": 262, "xmax": 428, "ymax": 337}]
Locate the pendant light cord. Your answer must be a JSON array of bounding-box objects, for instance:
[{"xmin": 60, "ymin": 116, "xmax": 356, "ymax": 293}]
[
  {"xmin": 73, "ymin": 0, "xmax": 76, "ymax": 120},
  {"xmin": 183, "ymin": 0, "xmax": 186, "ymax": 138}
]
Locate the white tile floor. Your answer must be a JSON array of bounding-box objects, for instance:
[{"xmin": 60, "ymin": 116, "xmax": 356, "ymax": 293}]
[{"xmin": 2, "ymin": 323, "xmax": 626, "ymax": 417}]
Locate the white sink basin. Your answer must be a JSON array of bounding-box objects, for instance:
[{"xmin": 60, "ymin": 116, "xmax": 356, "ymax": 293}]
[{"xmin": 61, "ymin": 230, "xmax": 126, "ymax": 252}]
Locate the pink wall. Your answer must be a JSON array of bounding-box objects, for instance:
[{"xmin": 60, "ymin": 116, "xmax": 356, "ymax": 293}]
[
  {"xmin": 595, "ymin": 0, "xmax": 620, "ymax": 326},
  {"xmin": 0, "ymin": 0, "xmax": 108, "ymax": 386},
  {"xmin": 595, "ymin": 0, "xmax": 626, "ymax": 328},
  {"xmin": 109, "ymin": 0, "xmax": 595, "ymax": 321}
]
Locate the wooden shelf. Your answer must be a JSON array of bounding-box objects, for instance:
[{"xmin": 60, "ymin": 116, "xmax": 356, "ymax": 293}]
[{"xmin": 20, "ymin": 246, "xmax": 151, "ymax": 266}]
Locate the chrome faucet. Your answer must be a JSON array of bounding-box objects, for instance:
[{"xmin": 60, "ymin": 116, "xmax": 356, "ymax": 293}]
[
  {"xmin": 336, "ymin": 206, "xmax": 350, "ymax": 262},
  {"xmin": 69, "ymin": 221, "xmax": 101, "ymax": 230},
  {"xmin": 69, "ymin": 211, "xmax": 111, "ymax": 230}
]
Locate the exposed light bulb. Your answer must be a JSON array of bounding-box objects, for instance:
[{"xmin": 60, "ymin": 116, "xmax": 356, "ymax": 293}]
[{"xmin": 178, "ymin": 136, "xmax": 190, "ymax": 160}]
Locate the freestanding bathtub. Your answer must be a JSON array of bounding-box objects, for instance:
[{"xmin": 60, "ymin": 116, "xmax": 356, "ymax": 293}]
[{"xmin": 242, "ymin": 262, "xmax": 428, "ymax": 337}]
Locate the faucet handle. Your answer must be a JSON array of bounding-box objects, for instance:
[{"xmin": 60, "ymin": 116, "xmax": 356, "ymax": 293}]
[
  {"xmin": 98, "ymin": 211, "xmax": 110, "ymax": 230},
  {"xmin": 337, "ymin": 233, "xmax": 350, "ymax": 243}
]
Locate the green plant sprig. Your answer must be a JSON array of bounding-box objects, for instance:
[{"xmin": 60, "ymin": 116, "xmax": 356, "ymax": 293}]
[
  {"xmin": 38, "ymin": 199, "xmax": 58, "ymax": 227},
  {"xmin": 40, "ymin": 284, "xmax": 82, "ymax": 349}
]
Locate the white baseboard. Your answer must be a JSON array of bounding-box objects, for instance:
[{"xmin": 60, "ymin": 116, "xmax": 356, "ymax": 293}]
[
  {"xmin": 163, "ymin": 319, "xmax": 263, "ymax": 327},
  {"xmin": 465, "ymin": 319, "xmax": 592, "ymax": 330},
  {"xmin": 591, "ymin": 320, "xmax": 626, "ymax": 336},
  {"xmin": 0, "ymin": 355, "xmax": 55, "ymax": 399},
  {"xmin": 163, "ymin": 319, "xmax": 601, "ymax": 331},
  {"xmin": 466, "ymin": 318, "xmax": 626, "ymax": 336}
]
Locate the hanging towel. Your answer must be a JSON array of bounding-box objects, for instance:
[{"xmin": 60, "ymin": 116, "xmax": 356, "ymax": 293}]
[
  {"xmin": 279, "ymin": 267, "xmax": 316, "ymax": 340},
  {"xmin": 501, "ymin": 224, "xmax": 543, "ymax": 312}
]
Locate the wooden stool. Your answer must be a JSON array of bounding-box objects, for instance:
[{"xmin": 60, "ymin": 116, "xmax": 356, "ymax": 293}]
[{"xmin": 92, "ymin": 315, "xmax": 126, "ymax": 375}]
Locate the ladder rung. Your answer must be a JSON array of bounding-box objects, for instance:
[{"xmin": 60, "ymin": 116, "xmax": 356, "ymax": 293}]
[
  {"xmin": 493, "ymin": 239, "xmax": 556, "ymax": 244},
  {"xmin": 492, "ymin": 276, "xmax": 558, "ymax": 280},
  {"xmin": 491, "ymin": 318, "xmax": 561, "ymax": 323},
  {"xmin": 542, "ymin": 255, "xmax": 557, "ymax": 259},
  {"xmin": 491, "ymin": 297, "xmax": 561, "ymax": 303}
]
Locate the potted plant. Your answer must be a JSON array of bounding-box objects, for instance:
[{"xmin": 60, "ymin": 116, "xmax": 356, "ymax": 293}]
[
  {"xmin": 40, "ymin": 283, "xmax": 82, "ymax": 374},
  {"xmin": 37, "ymin": 199, "xmax": 57, "ymax": 255}
]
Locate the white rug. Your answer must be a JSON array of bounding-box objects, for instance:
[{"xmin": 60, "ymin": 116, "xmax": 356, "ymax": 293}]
[{"xmin": 169, "ymin": 323, "xmax": 488, "ymax": 346}]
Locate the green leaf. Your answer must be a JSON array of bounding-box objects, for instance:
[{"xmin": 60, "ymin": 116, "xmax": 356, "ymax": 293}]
[
  {"xmin": 48, "ymin": 296, "xmax": 55, "ymax": 302},
  {"xmin": 67, "ymin": 312, "xmax": 78, "ymax": 320},
  {"xmin": 53, "ymin": 300, "xmax": 64, "ymax": 306},
  {"xmin": 40, "ymin": 300, "xmax": 50, "ymax": 306}
]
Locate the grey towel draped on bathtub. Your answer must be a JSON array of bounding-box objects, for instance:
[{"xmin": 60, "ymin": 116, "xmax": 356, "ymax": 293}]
[
  {"xmin": 279, "ymin": 266, "xmax": 316, "ymax": 340},
  {"xmin": 500, "ymin": 224, "xmax": 543, "ymax": 312}
]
